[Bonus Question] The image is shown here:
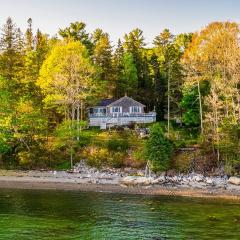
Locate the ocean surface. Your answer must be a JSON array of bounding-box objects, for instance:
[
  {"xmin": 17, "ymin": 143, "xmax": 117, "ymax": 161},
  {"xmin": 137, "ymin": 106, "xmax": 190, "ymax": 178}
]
[{"xmin": 0, "ymin": 188, "xmax": 239, "ymax": 239}]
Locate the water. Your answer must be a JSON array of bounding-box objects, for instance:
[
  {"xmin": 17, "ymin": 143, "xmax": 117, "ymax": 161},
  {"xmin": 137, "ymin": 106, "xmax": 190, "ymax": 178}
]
[{"xmin": 0, "ymin": 189, "xmax": 239, "ymax": 240}]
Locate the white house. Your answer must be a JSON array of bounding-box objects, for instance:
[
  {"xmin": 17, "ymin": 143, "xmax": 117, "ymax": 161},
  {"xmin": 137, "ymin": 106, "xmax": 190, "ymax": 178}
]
[{"xmin": 88, "ymin": 96, "xmax": 156, "ymax": 129}]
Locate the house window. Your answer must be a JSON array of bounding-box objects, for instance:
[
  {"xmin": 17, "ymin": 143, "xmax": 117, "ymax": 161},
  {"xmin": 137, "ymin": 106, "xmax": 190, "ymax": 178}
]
[
  {"xmin": 93, "ymin": 108, "xmax": 106, "ymax": 114},
  {"xmin": 112, "ymin": 107, "xmax": 121, "ymax": 113},
  {"xmin": 131, "ymin": 106, "xmax": 140, "ymax": 113},
  {"xmin": 99, "ymin": 108, "xmax": 106, "ymax": 114}
]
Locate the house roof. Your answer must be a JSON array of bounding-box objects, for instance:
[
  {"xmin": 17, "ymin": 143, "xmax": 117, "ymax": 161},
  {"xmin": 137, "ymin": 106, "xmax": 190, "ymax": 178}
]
[
  {"xmin": 96, "ymin": 98, "xmax": 116, "ymax": 107},
  {"xmin": 107, "ymin": 96, "xmax": 145, "ymax": 107}
]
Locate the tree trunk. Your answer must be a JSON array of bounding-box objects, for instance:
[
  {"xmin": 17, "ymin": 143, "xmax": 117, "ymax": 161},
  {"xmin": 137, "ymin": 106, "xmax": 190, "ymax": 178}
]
[
  {"xmin": 167, "ymin": 62, "xmax": 170, "ymax": 138},
  {"xmin": 80, "ymin": 101, "xmax": 83, "ymax": 132},
  {"xmin": 70, "ymin": 148, "xmax": 73, "ymax": 169},
  {"xmin": 77, "ymin": 103, "xmax": 80, "ymax": 140},
  {"xmin": 71, "ymin": 104, "xmax": 75, "ymax": 127},
  {"xmin": 197, "ymin": 80, "xmax": 203, "ymax": 134}
]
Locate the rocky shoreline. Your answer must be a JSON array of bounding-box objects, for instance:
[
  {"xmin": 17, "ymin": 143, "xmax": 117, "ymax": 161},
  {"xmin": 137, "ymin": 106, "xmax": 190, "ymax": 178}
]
[{"xmin": 0, "ymin": 161, "xmax": 239, "ymax": 199}]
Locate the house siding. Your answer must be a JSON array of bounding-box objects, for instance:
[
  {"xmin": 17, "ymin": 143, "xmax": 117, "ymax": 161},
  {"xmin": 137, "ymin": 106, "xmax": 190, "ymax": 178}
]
[{"xmin": 89, "ymin": 96, "xmax": 156, "ymax": 128}]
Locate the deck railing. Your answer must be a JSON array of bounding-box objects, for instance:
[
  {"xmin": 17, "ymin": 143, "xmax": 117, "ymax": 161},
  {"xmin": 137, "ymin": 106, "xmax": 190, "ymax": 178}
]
[{"xmin": 89, "ymin": 112, "xmax": 156, "ymax": 118}]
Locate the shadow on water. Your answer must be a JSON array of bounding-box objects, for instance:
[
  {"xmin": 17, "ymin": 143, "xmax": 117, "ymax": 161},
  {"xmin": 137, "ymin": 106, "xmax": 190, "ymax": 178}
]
[{"xmin": 0, "ymin": 188, "xmax": 240, "ymax": 239}]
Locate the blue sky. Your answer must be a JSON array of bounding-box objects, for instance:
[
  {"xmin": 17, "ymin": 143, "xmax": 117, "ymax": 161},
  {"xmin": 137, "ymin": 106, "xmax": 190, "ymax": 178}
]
[{"xmin": 0, "ymin": 0, "xmax": 240, "ymax": 46}]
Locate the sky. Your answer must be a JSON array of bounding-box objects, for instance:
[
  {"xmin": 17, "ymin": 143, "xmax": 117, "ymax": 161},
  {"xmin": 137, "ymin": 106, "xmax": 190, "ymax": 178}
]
[{"xmin": 0, "ymin": 0, "xmax": 240, "ymax": 46}]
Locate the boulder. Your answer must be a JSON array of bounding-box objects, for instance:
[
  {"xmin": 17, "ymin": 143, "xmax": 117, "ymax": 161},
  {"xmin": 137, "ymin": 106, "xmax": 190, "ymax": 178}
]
[
  {"xmin": 191, "ymin": 174, "xmax": 204, "ymax": 182},
  {"xmin": 152, "ymin": 176, "xmax": 166, "ymax": 184},
  {"xmin": 205, "ymin": 178, "xmax": 214, "ymax": 185},
  {"xmin": 136, "ymin": 170, "xmax": 145, "ymax": 177},
  {"xmin": 120, "ymin": 176, "xmax": 153, "ymax": 186},
  {"xmin": 195, "ymin": 176, "xmax": 204, "ymax": 182},
  {"xmin": 134, "ymin": 177, "xmax": 153, "ymax": 186},
  {"xmin": 228, "ymin": 176, "xmax": 240, "ymax": 185},
  {"xmin": 120, "ymin": 176, "xmax": 135, "ymax": 186}
]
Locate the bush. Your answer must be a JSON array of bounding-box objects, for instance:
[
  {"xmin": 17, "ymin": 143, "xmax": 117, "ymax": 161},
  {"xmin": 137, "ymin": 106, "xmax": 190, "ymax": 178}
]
[
  {"xmin": 127, "ymin": 149, "xmax": 146, "ymax": 168},
  {"xmin": 107, "ymin": 138, "xmax": 129, "ymax": 152},
  {"xmin": 173, "ymin": 151, "xmax": 194, "ymax": 173},
  {"xmin": 85, "ymin": 147, "xmax": 109, "ymax": 168},
  {"xmin": 218, "ymin": 122, "xmax": 240, "ymax": 175},
  {"xmin": 83, "ymin": 146, "xmax": 125, "ymax": 169},
  {"xmin": 145, "ymin": 123, "xmax": 173, "ymax": 172}
]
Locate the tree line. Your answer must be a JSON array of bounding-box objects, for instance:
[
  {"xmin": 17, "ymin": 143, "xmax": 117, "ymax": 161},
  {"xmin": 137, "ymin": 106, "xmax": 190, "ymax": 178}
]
[{"xmin": 0, "ymin": 17, "xmax": 239, "ymax": 173}]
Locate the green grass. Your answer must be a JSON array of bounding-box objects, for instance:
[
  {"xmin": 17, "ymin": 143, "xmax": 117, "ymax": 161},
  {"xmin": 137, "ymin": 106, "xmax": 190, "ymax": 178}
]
[
  {"xmin": 157, "ymin": 121, "xmax": 199, "ymax": 147},
  {"xmin": 55, "ymin": 160, "xmax": 71, "ymax": 170}
]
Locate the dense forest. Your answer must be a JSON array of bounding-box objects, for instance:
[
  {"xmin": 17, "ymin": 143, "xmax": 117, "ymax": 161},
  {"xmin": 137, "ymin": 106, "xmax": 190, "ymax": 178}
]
[{"xmin": 0, "ymin": 18, "xmax": 239, "ymax": 174}]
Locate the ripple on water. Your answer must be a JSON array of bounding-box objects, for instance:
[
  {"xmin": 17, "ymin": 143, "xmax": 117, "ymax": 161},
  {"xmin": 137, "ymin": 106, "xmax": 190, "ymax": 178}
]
[{"xmin": 0, "ymin": 189, "xmax": 239, "ymax": 239}]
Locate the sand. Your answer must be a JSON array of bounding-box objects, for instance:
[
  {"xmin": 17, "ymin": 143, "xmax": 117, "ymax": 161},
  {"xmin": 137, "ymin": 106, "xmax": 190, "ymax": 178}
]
[{"xmin": 0, "ymin": 173, "xmax": 239, "ymax": 200}]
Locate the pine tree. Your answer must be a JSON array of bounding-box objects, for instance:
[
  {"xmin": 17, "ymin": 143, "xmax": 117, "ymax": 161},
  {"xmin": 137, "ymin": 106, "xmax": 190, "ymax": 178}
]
[
  {"xmin": 58, "ymin": 21, "xmax": 93, "ymax": 53},
  {"xmin": 153, "ymin": 30, "xmax": 186, "ymax": 120},
  {"xmin": 120, "ymin": 52, "xmax": 138, "ymax": 97},
  {"xmin": 92, "ymin": 30, "xmax": 113, "ymax": 97},
  {"xmin": 123, "ymin": 28, "xmax": 147, "ymax": 102},
  {"xmin": 25, "ymin": 18, "xmax": 34, "ymax": 52},
  {"xmin": 0, "ymin": 17, "xmax": 20, "ymax": 80},
  {"xmin": 0, "ymin": 17, "xmax": 18, "ymax": 51},
  {"xmin": 150, "ymin": 53, "xmax": 166, "ymax": 120},
  {"xmin": 35, "ymin": 29, "xmax": 49, "ymax": 71},
  {"xmin": 113, "ymin": 39, "xmax": 124, "ymax": 97}
]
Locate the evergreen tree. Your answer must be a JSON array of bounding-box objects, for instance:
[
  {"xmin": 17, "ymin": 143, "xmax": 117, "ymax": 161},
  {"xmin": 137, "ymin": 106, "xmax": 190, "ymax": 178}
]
[
  {"xmin": 0, "ymin": 17, "xmax": 22, "ymax": 80},
  {"xmin": 145, "ymin": 123, "xmax": 173, "ymax": 172},
  {"xmin": 123, "ymin": 28, "xmax": 147, "ymax": 102},
  {"xmin": 25, "ymin": 18, "xmax": 34, "ymax": 52},
  {"xmin": 153, "ymin": 29, "xmax": 186, "ymax": 120},
  {"xmin": 92, "ymin": 29, "xmax": 113, "ymax": 97},
  {"xmin": 150, "ymin": 53, "xmax": 166, "ymax": 120},
  {"xmin": 35, "ymin": 29, "xmax": 49, "ymax": 71},
  {"xmin": 0, "ymin": 17, "xmax": 18, "ymax": 51},
  {"xmin": 153, "ymin": 29, "xmax": 173, "ymax": 47},
  {"xmin": 113, "ymin": 39, "xmax": 124, "ymax": 97},
  {"xmin": 58, "ymin": 21, "xmax": 93, "ymax": 52},
  {"xmin": 120, "ymin": 52, "xmax": 138, "ymax": 97}
]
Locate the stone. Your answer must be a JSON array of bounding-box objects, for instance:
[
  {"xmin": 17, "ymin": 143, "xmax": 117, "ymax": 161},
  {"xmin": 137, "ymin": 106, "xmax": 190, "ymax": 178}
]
[
  {"xmin": 120, "ymin": 176, "xmax": 136, "ymax": 186},
  {"xmin": 172, "ymin": 176, "xmax": 179, "ymax": 182},
  {"xmin": 136, "ymin": 170, "xmax": 145, "ymax": 176},
  {"xmin": 134, "ymin": 177, "xmax": 153, "ymax": 186},
  {"xmin": 120, "ymin": 176, "xmax": 153, "ymax": 186},
  {"xmin": 205, "ymin": 178, "xmax": 213, "ymax": 185},
  {"xmin": 152, "ymin": 176, "xmax": 166, "ymax": 184},
  {"xmin": 228, "ymin": 176, "xmax": 240, "ymax": 185},
  {"xmin": 165, "ymin": 169, "xmax": 176, "ymax": 177},
  {"xmin": 194, "ymin": 176, "xmax": 204, "ymax": 182}
]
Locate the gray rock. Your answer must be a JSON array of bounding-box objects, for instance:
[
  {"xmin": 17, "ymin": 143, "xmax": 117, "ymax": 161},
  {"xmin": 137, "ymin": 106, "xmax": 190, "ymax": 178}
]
[
  {"xmin": 228, "ymin": 176, "xmax": 240, "ymax": 185},
  {"xmin": 205, "ymin": 178, "xmax": 213, "ymax": 185},
  {"xmin": 120, "ymin": 176, "xmax": 136, "ymax": 186},
  {"xmin": 120, "ymin": 176, "xmax": 153, "ymax": 186},
  {"xmin": 194, "ymin": 175, "xmax": 204, "ymax": 182},
  {"xmin": 151, "ymin": 176, "xmax": 166, "ymax": 185},
  {"xmin": 134, "ymin": 177, "xmax": 153, "ymax": 186}
]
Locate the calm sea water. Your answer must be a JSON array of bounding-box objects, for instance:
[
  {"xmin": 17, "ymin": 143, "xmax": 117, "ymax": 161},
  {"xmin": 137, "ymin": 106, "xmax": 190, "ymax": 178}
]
[{"xmin": 0, "ymin": 189, "xmax": 239, "ymax": 240}]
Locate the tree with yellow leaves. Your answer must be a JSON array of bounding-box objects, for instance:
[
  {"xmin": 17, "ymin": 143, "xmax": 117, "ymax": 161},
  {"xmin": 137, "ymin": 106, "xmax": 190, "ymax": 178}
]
[
  {"xmin": 38, "ymin": 40, "xmax": 97, "ymax": 136},
  {"xmin": 182, "ymin": 22, "xmax": 240, "ymax": 171}
]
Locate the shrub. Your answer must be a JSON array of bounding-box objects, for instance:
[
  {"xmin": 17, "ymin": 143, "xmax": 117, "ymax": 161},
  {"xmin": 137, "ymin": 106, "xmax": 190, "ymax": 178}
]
[
  {"xmin": 127, "ymin": 149, "xmax": 146, "ymax": 168},
  {"xmin": 107, "ymin": 138, "xmax": 129, "ymax": 152},
  {"xmin": 145, "ymin": 123, "xmax": 173, "ymax": 172},
  {"xmin": 107, "ymin": 152, "xmax": 125, "ymax": 168},
  {"xmin": 173, "ymin": 151, "xmax": 194, "ymax": 173},
  {"xmin": 218, "ymin": 121, "xmax": 240, "ymax": 174},
  {"xmin": 83, "ymin": 146, "xmax": 125, "ymax": 169}
]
